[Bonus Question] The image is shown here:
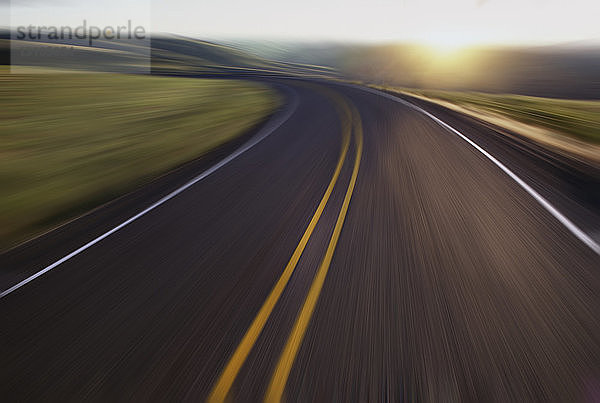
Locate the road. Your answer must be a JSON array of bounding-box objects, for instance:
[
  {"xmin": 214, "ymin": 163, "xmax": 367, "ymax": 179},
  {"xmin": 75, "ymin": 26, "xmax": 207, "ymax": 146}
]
[{"xmin": 1, "ymin": 79, "xmax": 599, "ymax": 402}]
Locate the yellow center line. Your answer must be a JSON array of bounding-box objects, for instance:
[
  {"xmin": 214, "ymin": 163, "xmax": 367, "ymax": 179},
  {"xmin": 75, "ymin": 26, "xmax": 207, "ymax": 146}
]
[
  {"xmin": 207, "ymin": 88, "xmax": 352, "ymax": 403},
  {"xmin": 264, "ymin": 101, "xmax": 364, "ymax": 403}
]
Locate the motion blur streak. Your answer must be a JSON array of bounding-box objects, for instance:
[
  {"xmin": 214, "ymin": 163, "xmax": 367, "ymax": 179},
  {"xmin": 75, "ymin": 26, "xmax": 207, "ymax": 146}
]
[
  {"xmin": 1, "ymin": 80, "xmax": 598, "ymax": 402},
  {"xmin": 265, "ymin": 101, "xmax": 363, "ymax": 402},
  {"xmin": 207, "ymin": 86, "xmax": 351, "ymax": 403}
]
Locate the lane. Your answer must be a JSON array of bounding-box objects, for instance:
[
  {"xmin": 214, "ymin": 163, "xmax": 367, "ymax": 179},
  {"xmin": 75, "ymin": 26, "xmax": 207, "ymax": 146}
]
[
  {"xmin": 0, "ymin": 82, "xmax": 347, "ymax": 400},
  {"xmin": 283, "ymin": 84, "xmax": 600, "ymax": 402},
  {"xmin": 1, "ymin": 78, "xmax": 599, "ymax": 402}
]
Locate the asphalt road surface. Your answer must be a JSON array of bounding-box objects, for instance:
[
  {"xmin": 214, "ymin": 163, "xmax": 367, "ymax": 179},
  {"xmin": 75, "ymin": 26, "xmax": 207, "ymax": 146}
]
[{"xmin": 1, "ymin": 79, "xmax": 599, "ymax": 402}]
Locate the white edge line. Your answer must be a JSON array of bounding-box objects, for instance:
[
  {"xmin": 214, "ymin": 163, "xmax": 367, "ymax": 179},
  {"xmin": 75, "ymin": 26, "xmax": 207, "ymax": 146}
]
[
  {"xmin": 0, "ymin": 88, "xmax": 300, "ymax": 299},
  {"xmin": 353, "ymin": 85, "xmax": 600, "ymax": 256}
]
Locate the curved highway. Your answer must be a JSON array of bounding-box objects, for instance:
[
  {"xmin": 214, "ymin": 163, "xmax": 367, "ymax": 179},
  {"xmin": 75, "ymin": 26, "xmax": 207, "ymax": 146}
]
[{"xmin": 1, "ymin": 79, "xmax": 599, "ymax": 402}]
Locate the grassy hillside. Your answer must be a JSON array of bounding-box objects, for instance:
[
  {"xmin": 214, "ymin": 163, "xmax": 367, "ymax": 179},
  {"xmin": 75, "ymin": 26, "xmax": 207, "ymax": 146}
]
[
  {"xmin": 151, "ymin": 35, "xmax": 275, "ymax": 70},
  {"xmin": 0, "ymin": 70, "xmax": 280, "ymax": 250}
]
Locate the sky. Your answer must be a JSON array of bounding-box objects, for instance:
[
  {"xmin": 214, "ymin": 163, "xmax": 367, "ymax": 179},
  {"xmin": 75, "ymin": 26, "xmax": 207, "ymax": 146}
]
[{"xmin": 3, "ymin": 0, "xmax": 600, "ymax": 47}]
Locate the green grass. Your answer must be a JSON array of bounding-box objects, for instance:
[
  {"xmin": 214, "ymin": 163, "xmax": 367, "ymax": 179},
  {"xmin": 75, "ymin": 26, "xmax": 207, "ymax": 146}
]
[
  {"xmin": 394, "ymin": 88, "xmax": 600, "ymax": 144},
  {"xmin": 0, "ymin": 69, "xmax": 281, "ymax": 250}
]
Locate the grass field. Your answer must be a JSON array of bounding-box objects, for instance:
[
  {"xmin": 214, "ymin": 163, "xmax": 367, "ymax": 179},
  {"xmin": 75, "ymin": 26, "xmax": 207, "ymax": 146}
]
[
  {"xmin": 389, "ymin": 87, "xmax": 600, "ymax": 145},
  {"xmin": 0, "ymin": 69, "xmax": 280, "ymax": 250}
]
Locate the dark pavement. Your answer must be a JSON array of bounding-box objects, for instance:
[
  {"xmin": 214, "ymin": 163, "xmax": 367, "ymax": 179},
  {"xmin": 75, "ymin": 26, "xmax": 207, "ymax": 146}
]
[{"xmin": 1, "ymin": 79, "xmax": 599, "ymax": 402}]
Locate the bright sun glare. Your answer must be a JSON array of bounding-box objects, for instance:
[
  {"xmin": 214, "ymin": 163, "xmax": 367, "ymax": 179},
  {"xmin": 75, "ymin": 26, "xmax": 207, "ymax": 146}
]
[
  {"xmin": 423, "ymin": 42, "xmax": 466, "ymax": 57},
  {"xmin": 418, "ymin": 33, "xmax": 477, "ymax": 56}
]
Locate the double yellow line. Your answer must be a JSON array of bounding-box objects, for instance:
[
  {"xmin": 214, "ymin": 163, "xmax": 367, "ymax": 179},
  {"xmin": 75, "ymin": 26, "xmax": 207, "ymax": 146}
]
[{"xmin": 208, "ymin": 87, "xmax": 363, "ymax": 403}]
